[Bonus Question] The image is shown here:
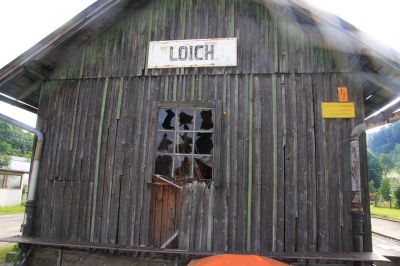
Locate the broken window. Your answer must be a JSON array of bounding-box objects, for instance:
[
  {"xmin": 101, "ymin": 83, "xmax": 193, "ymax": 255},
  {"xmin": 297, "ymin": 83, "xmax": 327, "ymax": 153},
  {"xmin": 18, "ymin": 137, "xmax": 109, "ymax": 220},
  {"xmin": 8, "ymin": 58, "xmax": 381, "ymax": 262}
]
[{"xmin": 154, "ymin": 107, "xmax": 214, "ymax": 181}]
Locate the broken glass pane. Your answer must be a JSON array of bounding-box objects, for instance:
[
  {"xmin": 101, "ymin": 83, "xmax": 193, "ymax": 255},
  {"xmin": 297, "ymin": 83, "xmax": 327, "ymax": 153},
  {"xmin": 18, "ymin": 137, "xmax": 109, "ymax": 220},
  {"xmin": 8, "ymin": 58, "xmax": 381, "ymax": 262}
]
[
  {"xmin": 174, "ymin": 156, "xmax": 192, "ymax": 179},
  {"xmin": 194, "ymin": 133, "xmax": 213, "ymax": 155},
  {"xmin": 156, "ymin": 132, "xmax": 175, "ymax": 153},
  {"xmin": 194, "ymin": 157, "xmax": 213, "ymax": 180},
  {"xmin": 158, "ymin": 108, "xmax": 176, "ymax": 130},
  {"xmin": 195, "ymin": 109, "xmax": 213, "ymax": 130},
  {"xmin": 178, "ymin": 109, "xmax": 194, "ymax": 130},
  {"xmin": 155, "ymin": 154, "xmax": 173, "ymax": 177},
  {"xmin": 176, "ymin": 132, "xmax": 193, "ymax": 154}
]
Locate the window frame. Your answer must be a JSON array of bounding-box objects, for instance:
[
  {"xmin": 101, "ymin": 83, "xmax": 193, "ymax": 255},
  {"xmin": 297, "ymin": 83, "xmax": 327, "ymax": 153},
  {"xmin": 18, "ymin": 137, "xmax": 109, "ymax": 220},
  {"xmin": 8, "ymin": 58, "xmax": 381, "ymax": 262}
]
[
  {"xmin": 0, "ymin": 173, "xmax": 23, "ymax": 190},
  {"xmin": 0, "ymin": 174, "xmax": 4, "ymax": 188},
  {"xmin": 148, "ymin": 101, "xmax": 222, "ymax": 185}
]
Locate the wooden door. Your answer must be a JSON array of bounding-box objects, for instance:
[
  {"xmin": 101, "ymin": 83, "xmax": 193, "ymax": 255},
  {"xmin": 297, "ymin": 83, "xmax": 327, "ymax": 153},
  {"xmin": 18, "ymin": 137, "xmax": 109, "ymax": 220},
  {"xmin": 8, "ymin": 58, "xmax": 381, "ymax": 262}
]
[{"xmin": 150, "ymin": 179, "xmax": 182, "ymax": 248}]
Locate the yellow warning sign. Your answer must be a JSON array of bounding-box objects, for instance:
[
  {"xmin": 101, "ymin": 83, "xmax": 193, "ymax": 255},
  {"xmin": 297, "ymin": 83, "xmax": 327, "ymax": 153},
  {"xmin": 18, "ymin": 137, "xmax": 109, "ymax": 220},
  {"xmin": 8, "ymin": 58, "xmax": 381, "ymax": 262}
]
[{"xmin": 321, "ymin": 102, "xmax": 356, "ymax": 118}]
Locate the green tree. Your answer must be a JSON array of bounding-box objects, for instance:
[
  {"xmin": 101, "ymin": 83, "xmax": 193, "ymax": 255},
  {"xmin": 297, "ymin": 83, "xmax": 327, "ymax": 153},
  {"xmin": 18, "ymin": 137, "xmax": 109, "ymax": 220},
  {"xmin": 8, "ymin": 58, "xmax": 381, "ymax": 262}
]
[
  {"xmin": 379, "ymin": 178, "xmax": 391, "ymax": 201},
  {"xmin": 394, "ymin": 186, "xmax": 400, "ymax": 209},
  {"xmin": 367, "ymin": 120, "xmax": 400, "ymax": 156},
  {"xmin": 367, "ymin": 149, "xmax": 383, "ymax": 188},
  {"xmin": 0, "ymin": 154, "xmax": 11, "ymax": 168},
  {"xmin": 0, "ymin": 120, "xmax": 33, "ymax": 158},
  {"xmin": 379, "ymin": 153, "xmax": 395, "ymax": 178},
  {"xmin": 0, "ymin": 141, "xmax": 12, "ymax": 154},
  {"xmin": 369, "ymin": 180, "xmax": 377, "ymax": 193},
  {"xmin": 393, "ymin": 144, "xmax": 400, "ymax": 171}
]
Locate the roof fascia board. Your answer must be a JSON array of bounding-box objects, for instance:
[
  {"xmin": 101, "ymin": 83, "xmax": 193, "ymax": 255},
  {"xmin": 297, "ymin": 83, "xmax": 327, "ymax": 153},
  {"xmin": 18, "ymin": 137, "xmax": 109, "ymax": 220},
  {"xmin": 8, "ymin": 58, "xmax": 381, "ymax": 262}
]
[{"xmin": 0, "ymin": 94, "xmax": 37, "ymax": 113}]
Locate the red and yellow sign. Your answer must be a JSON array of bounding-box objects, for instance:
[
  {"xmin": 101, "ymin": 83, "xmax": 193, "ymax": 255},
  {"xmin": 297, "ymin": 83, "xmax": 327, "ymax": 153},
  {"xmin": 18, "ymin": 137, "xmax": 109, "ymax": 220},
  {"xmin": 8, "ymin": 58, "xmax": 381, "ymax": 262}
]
[{"xmin": 338, "ymin": 86, "xmax": 349, "ymax": 102}]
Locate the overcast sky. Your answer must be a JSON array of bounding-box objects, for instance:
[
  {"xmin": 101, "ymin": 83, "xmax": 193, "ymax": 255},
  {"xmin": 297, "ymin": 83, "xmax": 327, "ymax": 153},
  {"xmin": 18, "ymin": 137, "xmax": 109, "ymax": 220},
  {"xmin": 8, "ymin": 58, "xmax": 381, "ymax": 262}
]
[
  {"xmin": 0, "ymin": 0, "xmax": 400, "ymax": 127},
  {"xmin": 0, "ymin": 0, "xmax": 96, "ymax": 127}
]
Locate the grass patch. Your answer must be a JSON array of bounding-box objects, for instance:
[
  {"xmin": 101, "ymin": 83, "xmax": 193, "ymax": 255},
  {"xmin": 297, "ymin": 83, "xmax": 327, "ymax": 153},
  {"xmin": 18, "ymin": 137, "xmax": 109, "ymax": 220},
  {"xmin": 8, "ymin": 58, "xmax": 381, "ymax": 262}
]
[
  {"xmin": 370, "ymin": 205, "xmax": 400, "ymax": 221},
  {"xmin": 0, "ymin": 205, "xmax": 25, "ymax": 216},
  {"xmin": 0, "ymin": 244, "xmax": 14, "ymax": 263}
]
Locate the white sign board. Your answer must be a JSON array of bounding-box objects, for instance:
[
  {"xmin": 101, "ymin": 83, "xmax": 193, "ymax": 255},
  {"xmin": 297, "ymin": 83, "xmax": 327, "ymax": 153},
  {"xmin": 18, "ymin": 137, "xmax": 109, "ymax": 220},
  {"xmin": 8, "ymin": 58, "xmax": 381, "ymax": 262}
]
[{"xmin": 147, "ymin": 38, "xmax": 237, "ymax": 69}]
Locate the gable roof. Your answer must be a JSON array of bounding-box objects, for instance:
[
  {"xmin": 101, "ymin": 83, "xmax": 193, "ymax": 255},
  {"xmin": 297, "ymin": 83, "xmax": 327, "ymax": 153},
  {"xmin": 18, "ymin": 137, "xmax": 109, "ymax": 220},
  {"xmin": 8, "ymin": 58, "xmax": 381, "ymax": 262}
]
[{"xmin": 0, "ymin": 0, "xmax": 399, "ymax": 116}]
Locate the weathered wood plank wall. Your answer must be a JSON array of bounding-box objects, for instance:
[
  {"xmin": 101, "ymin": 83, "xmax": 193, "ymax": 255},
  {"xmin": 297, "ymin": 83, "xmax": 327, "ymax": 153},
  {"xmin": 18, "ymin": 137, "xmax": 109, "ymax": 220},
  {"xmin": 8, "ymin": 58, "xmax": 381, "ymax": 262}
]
[{"xmin": 34, "ymin": 0, "xmax": 368, "ymax": 256}]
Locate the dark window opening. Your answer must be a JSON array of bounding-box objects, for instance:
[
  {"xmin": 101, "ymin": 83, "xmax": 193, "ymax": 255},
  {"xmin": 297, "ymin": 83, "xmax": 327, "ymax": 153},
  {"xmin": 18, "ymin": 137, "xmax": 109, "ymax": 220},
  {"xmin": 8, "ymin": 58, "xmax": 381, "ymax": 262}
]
[{"xmin": 154, "ymin": 107, "xmax": 214, "ymax": 182}]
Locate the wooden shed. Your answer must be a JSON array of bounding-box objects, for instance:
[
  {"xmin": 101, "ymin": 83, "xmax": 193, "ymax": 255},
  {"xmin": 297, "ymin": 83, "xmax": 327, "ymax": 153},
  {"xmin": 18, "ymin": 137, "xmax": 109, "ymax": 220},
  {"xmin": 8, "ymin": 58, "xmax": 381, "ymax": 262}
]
[{"xmin": 1, "ymin": 0, "xmax": 399, "ymax": 265}]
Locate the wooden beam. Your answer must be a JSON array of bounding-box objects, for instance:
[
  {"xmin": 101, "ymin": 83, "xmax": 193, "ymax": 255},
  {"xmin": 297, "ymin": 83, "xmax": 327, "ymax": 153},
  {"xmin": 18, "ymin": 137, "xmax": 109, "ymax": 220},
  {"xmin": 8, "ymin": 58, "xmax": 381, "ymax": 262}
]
[
  {"xmin": 160, "ymin": 231, "xmax": 179, "ymax": 249},
  {"xmin": 16, "ymin": 80, "xmax": 42, "ymax": 101},
  {"xmin": 0, "ymin": 236, "xmax": 390, "ymax": 262},
  {"xmin": 153, "ymin": 175, "xmax": 183, "ymax": 190},
  {"xmin": 23, "ymin": 61, "xmax": 51, "ymax": 80}
]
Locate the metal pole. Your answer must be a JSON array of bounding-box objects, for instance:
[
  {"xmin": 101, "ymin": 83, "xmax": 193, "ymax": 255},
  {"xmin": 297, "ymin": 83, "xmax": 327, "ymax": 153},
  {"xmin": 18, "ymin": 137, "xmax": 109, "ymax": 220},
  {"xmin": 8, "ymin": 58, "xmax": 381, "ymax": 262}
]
[
  {"xmin": 0, "ymin": 113, "xmax": 44, "ymax": 237},
  {"xmin": 350, "ymin": 104, "xmax": 400, "ymax": 253}
]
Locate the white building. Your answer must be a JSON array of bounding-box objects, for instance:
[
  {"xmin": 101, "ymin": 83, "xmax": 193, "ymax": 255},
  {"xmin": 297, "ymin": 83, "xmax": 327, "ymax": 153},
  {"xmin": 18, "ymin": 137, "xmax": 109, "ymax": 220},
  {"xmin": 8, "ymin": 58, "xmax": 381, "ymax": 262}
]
[{"xmin": 0, "ymin": 156, "xmax": 30, "ymax": 207}]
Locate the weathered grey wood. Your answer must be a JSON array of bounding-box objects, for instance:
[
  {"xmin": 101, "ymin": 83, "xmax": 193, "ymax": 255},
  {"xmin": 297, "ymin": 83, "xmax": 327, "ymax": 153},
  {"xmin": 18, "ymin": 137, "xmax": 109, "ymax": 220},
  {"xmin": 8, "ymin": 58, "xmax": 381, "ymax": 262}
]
[
  {"xmin": 44, "ymin": 0, "xmax": 350, "ymax": 80},
  {"xmin": 47, "ymin": 81, "xmax": 63, "ymax": 180},
  {"xmin": 133, "ymin": 79, "xmax": 148, "ymax": 249},
  {"xmin": 81, "ymin": 80, "xmax": 101, "ymax": 183},
  {"xmin": 30, "ymin": 0, "xmax": 371, "ymax": 261},
  {"xmin": 121, "ymin": 79, "xmax": 135, "ymax": 245},
  {"xmin": 227, "ymin": 74, "xmax": 237, "ymax": 251},
  {"xmin": 34, "ymin": 75, "xmax": 366, "ymax": 255},
  {"xmin": 313, "ymin": 74, "xmax": 330, "ymax": 252},
  {"xmin": 4, "ymin": 236, "xmax": 391, "ymax": 262},
  {"xmin": 70, "ymin": 81, "xmax": 85, "ymax": 181},
  {"xmin": 188, "ymin": 182, "xmax": 199, "ymax": 251},
  {"xmin": 241, "ymin": 75, "xmax": 250, "ymax": 252},
  {"xmin": 213, "ymin": 100, "xmax": 223, "ymax": 187},
  {"xmin": 305, "ymin": 75, "xmax": 317, "ymax": 252},
  {"xmin": 212, "ymin": 76, "xmax": 227, "ymax": 252},
  {"xmin": 58, "ymin": 82, "xmax": 75, "ymax": 180},
  {"xmin": 252, "ymin": 75, "xmax": 261, "ymax": 252},
  {"xmin": 39, "ymin": 180, "xmax": 55, "ymax": 238},
  {"xmin": 327, "ymin": 74, "xmax": 341, "ymax": 251},
  {"xmin": 100, "ymin": 79, "xmax": 119, "ymax": 244},
  {"xmin": 49, "ymin": 181, "xmax": 64, "ymax": 238},
  {"xmin": 116, "ymin": 78, "xmax": 135, "ymax": 245},
  {"xmin": 201, "ymin": 185, "xmax": 209, "ymax": 251},
  {"xmin": 138, "ymin": 77, "xmax": 154, "ymax": 246},
  {"xmin": 284, "ymin": 74, "xmax": 296, "ymax": 252},
  {"xmin": 75, "ymin": 181, "xmax": 88, "ymax": 241},
  {"xmin": 92, "ymin": 78, "xmax": 110, "ymax": 243},
  {"xmin": 108, "ymin": 79, "xmax": 126, "ymax": 244},
  {"xmin": 275, "ymin": 74, "xmax": 285, "ymax": 252},
  {"xmin": 296, "ymin": 74, "xmax": 308, "ymax": 252},
  {"xmin": 128, "ymin": 77, "xmax": 145, "ymax": 246},
  {"xmin": 61, "ymin": 181, "xmax": 74, "ymax": 240},
  {"xmin": 260, "ymin": 74, "xmax": 274, "ymax": 253}
]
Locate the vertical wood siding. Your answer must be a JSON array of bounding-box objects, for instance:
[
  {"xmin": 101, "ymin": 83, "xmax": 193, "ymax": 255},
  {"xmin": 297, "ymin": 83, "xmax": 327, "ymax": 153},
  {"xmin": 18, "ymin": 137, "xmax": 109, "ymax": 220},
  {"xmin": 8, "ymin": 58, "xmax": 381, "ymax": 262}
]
[
  {"xmin": 34, "ymin": 0, "xmax": 367, "ymax": 256},
  {"xmin": 49, "ymin": 0, "xmax": 348, "ymax": 80}
]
